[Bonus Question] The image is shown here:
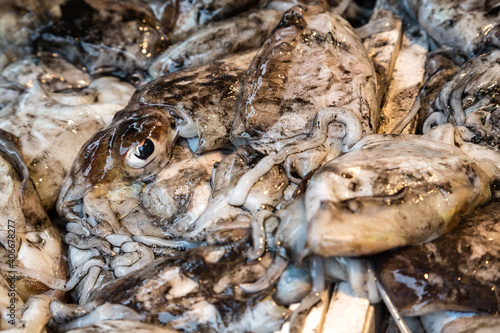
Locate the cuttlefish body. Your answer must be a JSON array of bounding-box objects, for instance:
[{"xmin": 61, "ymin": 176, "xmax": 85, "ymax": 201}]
[
  {"xmin": 231, "ymin": 5, "xmax": 378, "ymax": 146},
  {"xmin": 58, "ymin": 105, "xmax": 177, "ymax": 237},
  {"xmin": 377, "ymin": 200, "xmax": 500, "ymax": 316},
  {"xmin": 280, "ymin": 125, "xmax": 493, "ymax": 259}
]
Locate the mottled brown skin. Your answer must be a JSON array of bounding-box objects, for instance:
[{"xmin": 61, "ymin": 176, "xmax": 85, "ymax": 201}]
[
  {"xmin": 148, "ymin": 9, "xmax": 283, "ymax": 76},
  {"xmin": 233, "ymin": 5, "xmax": 311, "ymax": 139},
  {"xmin": 58, "ymin": 105, "xmax": 177, "ymax": 236},
  {"xmin": 34, "ymin": 0, "xmax": 169, "ymax": 81},
  {"xmin": 407, "ymin": 0, "xmax": 500, "ymax": 60},
  {"xmin": 377, "ymin": 200, "xmax": 500, "ymax": 316},
  {"xmin": 163, "ymin": 0, "xmax": 261, "ymax": 43},
  {"xmin": 134, "ymin": 51, "xmax": 256, "ymax": 154},
  {"xmin": 87, "ymin": 242, "xmax": 279, "ymax": 329},
  {"xmin": 232, "ymin": 5, "xmax": 378, "ymax": 144}
]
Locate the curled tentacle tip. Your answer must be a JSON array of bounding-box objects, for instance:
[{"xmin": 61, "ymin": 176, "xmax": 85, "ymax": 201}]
[
  {"xmin": 246, "ymin": 249, "xmax": 263, "ymax": 261},
  {"xmin": 239, "ymin": 255, "xmax": 289, "ymax": 293}
]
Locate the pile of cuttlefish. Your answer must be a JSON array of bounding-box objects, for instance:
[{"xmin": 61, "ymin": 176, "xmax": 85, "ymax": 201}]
[{"xmin": 1, "ymin": 0, "xmax": 500, "ymax": 332}]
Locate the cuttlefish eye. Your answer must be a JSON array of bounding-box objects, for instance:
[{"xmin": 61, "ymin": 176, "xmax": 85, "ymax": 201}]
[{"xmin": 125, "ymin": 138, "xmax": 157, "ymax": 168}]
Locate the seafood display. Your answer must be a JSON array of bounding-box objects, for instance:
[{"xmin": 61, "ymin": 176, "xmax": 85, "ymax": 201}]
[
  {"xmin": 228, "ymin": 4, "xmax": 378, "ymax": 212},
  {"xmin": 1, "ymin": 0, "xmax": 500, "ymax": 332}
]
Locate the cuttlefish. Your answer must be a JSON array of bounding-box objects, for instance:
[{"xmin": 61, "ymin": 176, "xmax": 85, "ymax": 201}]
[
  {"xmin": 377, "ymin": 199, "xmax": 500, "ymax": 316},
  {"xmin": 58, "ymin": 50, "xmax": 256, "ymax": 238},
  {"xmin": 227, "ymin": 5, "xmax": 379, "ymax": 207},
  {"xmin": 0, "ymin": 129, "xmax": 67, "ymax": 331}
]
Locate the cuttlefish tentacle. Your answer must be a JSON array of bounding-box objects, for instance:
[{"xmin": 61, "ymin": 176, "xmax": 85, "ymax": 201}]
[
  {"xmin": 82, "ymin": 186, "xmax": 122, "ymax": 235},
  {"xmin": 289, "ymin": 257, "xmax": 325, "ymax": 333},
  {"xmin": 423, "ymin": 50, "xmax": 500, "ymax": 143},
  {"xmin": 56, "ymin": 106, "xmax": 178, "ymax": 297},
  {"xmin": 247, "ymin": 210, "xmax": 274, "ymax": 261},
  {"xmin": 229, "ymin": 107, "xmax": 363, "ymax": 207}
]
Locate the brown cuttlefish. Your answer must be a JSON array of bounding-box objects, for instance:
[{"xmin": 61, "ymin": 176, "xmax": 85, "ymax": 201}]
[{"xmin": 57, "ymin": 104, "xmax": 177, "ymax": 238}]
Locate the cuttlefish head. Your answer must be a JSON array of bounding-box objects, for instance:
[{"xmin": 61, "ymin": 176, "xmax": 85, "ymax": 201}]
[{"xmin": 57, "ymin": 104, "xmax": 177, "ymax": 236}]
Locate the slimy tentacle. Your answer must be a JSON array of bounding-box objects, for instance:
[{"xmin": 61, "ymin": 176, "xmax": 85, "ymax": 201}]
[
  {"xmin": 64, "ymin": 233, "xmax": 114, "ymax": 256},
  {"xmin": 229, "ymin": 108, "xmax": 363, "ymax": 207},
  {"xmin": 65, "ymin": 258, "xmax": 107, "ymax": 291},
  {"xmin": 111, "ymin": 242, "xmax": 155, "ymax": 278},
  {"xmin": 247, "ymin": 210, "xmax": 274, "ymax": 261},
  {"xmin": 132, "ymin": 235, "xmax": 200, "ymax": 249},
  {"xmin": 423, "ymin": 112, "xmax": 447, "ymax": 133},
  {"xmin": 239, "ymin": 255, "xmax": 289, "ymax": 293},
  {"xmin": 289, "ymin": 257, "xmax": 325, "ymax": 333},
  {"xmin": 79, "ymin": 266, "xmax": 102, "ymax": 305}
]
